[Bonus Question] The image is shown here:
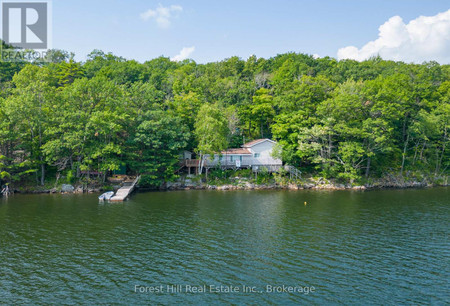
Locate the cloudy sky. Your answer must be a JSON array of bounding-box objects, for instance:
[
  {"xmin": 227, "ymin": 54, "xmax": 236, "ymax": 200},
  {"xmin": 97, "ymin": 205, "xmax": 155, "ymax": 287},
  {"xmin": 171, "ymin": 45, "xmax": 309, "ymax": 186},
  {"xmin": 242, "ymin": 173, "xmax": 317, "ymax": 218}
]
[{"xmin": 51, "ymin": 0, "xmax": 450, "ymax": 63}]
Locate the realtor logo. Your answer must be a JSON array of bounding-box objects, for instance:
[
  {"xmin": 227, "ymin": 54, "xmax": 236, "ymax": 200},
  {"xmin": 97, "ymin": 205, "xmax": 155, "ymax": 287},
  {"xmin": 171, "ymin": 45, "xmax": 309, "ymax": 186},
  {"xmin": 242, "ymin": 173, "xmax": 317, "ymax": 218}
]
[{"xmin": 2, "ymin": 1, "xmax": 49, "ymax": 49}]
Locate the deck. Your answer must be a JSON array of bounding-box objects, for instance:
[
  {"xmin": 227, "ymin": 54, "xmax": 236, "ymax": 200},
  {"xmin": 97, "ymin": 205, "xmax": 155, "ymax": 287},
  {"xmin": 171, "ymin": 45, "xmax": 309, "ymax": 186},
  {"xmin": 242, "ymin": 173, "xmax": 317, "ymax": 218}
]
[
  {"xmin": 178, "ymin": 158, "xmax": 301, "ymax": 178},
  {"xmin": 109, "ymin": 176, "xmax": 140, "ymax": 201}
]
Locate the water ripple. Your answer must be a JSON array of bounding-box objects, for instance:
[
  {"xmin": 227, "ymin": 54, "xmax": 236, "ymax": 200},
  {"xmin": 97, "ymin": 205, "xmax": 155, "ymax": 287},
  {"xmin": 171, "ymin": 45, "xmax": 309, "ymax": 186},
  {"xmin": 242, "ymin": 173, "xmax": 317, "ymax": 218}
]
[{"xmin": 0, "ymin": 188, "xmax": 448, "ymax": 304}]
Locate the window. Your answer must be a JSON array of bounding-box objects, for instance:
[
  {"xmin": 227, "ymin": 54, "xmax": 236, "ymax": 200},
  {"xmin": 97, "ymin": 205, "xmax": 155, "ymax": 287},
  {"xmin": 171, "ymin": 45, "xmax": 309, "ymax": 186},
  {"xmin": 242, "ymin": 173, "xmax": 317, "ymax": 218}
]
[{"xmin": 254, "ymin": 153, "xmax": 260, "ymax": 158}]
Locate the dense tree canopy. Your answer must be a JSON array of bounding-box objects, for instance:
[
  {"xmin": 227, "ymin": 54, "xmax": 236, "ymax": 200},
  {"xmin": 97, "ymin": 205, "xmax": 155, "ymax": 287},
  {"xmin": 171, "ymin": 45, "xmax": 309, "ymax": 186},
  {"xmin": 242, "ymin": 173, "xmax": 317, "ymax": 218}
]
[{"xmin": 0, "ymin": 46, "xmax": 448, "ymax": 187}]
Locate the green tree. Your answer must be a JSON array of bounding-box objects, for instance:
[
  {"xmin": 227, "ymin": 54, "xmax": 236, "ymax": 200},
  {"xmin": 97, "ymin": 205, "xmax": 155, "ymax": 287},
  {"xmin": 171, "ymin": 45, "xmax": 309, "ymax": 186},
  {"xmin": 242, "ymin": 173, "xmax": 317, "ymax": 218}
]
[
  {"xmin": 126, "ymin": 110, "xmax": 189, "ymax": 187},
  {"xmin": 195, "ymin": 103, "xmax": 229, "ymax": 171},
  {"xmin": 42, "ymin": 76, "xmax": 126, "ymax": 180},
  {"xmin": 5, "ymin": 65, "xmax": 55, "ymax": 185}
]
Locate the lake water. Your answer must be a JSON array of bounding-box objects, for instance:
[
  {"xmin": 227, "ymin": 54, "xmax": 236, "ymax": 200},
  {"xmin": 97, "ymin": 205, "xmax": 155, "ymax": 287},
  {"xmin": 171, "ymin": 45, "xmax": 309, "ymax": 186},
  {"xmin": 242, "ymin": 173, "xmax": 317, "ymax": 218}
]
[{"xmin": 0, "ymin": 188, "xmax": 449, "ymax": 304}]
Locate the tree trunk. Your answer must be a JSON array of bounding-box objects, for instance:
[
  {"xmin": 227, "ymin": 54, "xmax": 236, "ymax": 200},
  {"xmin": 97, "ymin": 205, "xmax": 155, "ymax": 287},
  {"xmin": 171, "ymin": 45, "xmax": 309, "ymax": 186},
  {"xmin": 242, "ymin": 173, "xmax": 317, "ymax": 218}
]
[
  {"xmin": 76, "ymin": 156, "xmax": 81, "ymax": 177},
  {"xmin": 401, "ymin": 133, "xmax": 409, "ymax": 175},
  {"xmin": 328, "ymin": 133, "xmax": 332, "ymax": 159},
  {"xmin": 412, "ymin": 141, "xmax": 420, "ymax": 165},
  {"xmin": 436, "ymin": 128, "xmax": 447, "ymax": 175},
  {"xmin": 39, "ymin": 125, "xmax": 44, "ymax": 185},
  {"xmin": 40, "ymin": 163, "xmax": 45, "ymax": 186},
  {"xmin": 198, "ymin": 152, "xmax": 203, "ymax": 174},
  {"xmin": 365, "ymin": 156, "xmax": 371, "ymax": 178},
  {"xmin": 419, "ymin": 142, "xmax": 426, "ymax": 161},
  {"xmin": 435, "ymin": 150, "xmax": 440, "ymax": 175}
]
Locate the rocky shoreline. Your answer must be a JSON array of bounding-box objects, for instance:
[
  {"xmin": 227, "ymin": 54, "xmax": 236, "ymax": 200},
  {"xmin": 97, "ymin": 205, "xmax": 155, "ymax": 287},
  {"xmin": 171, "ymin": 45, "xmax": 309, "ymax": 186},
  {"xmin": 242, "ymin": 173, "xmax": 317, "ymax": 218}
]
[
  {"xmin": 11, "ymin": 176, "xmax": 449, "ymax": 195},
  {"xmin": 13, "ymin": 184, "xmax": 103, "ymax": 194},
  {"xmin": 163, "ymin": 176, "xmax": 448, "ymax": 191}
]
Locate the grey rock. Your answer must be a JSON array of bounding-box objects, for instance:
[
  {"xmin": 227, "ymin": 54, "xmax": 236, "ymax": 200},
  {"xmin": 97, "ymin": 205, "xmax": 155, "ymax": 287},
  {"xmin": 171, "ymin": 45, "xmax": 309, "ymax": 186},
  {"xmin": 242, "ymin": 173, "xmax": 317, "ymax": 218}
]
[
  {"xmin": 352, "ymin": 185, "xmax": 366, "ymax": 190},
  {"xmin": 288, "ymin": 183, "xmax": 299, "ymax": 190},
  {"xmin": 166, "ymin": 181, "xmax": 182, "ymax": 189},
  {"xmin": 61, "ymin": 184, "xmax": 75, "ymax": 193}
]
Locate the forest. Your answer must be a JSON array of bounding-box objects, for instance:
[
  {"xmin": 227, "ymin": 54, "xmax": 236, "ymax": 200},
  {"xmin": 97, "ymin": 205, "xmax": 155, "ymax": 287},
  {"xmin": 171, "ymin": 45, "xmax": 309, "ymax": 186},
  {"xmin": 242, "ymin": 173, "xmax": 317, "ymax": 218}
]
[{"xmin": 0, "ymin": 43, "xmax": 448, "ymax": 188}]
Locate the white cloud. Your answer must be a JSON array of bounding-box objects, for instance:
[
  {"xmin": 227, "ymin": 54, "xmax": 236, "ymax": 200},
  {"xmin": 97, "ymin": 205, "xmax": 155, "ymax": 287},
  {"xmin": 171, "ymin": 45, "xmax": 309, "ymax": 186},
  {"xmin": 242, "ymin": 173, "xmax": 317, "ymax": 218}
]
[
  {"xmin": 337, "ymin": 9, "xmax": 450, "ymax": 63},
  {"xmin": 171, "ymin": 46, "xmax": 195, "ymax": 61},
  {"xmin": 140, "ymin": 4, "xmax": 183, "ymax": 29}
]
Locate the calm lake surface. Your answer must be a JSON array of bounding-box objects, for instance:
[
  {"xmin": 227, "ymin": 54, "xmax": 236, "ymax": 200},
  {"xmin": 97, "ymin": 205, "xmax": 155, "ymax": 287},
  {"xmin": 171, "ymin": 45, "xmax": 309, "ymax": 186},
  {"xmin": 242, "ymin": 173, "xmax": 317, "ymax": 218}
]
[{"xmin": 0, "ymin": 188, "xmax": 449, "ymax": 305}]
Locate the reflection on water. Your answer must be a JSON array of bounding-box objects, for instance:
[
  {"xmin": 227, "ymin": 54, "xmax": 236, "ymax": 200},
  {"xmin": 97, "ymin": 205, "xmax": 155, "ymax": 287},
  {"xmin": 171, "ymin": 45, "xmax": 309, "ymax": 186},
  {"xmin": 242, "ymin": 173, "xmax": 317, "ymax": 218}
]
[{"xmin": 0, "ymin": 188, "xmax": 449, "ymax": 304}]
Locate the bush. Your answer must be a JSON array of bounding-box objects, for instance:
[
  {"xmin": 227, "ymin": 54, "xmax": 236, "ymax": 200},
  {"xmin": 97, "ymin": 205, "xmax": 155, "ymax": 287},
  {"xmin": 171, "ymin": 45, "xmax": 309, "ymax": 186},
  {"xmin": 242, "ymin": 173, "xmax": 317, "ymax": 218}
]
[
  {"xmin": 235, "ymin": 168, "xmax": 252, "ymax": 178},
  {"xmin": 255, "ymin": 167, "xmax": 271, "ymax": 184},
  {"xmin": 138, "ymin": 174, "xmax": 157, "ymax": 187},
  {"xmin": 66, "ymin": 170, "xmax": 75, "ymax": 184}
]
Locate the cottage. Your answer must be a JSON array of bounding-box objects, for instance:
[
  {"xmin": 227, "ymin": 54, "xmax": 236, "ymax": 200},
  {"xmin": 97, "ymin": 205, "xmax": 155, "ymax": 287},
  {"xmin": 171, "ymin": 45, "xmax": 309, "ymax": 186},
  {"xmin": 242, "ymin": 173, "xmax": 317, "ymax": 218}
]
[{"xmin": 204, "ymin": 139, "xmax": 282, "ymax": 171}]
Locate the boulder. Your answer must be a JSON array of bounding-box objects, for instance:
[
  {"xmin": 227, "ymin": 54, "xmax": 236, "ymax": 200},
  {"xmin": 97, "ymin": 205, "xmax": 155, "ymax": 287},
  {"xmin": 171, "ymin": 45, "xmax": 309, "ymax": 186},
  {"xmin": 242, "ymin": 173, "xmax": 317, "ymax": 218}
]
[
  {"xmin": 352, "ymin": 185, "xmax": 366, "ymax": 190},
  {"xmin": 184, "ymin": 181, "xmax": 199, "ymax": 188},
  {"xmin": 288, "ymin": 183, "xmax": 299, "ymax": 190},
  {"xmin": 166, "ymin": 181, "xmax": 182, "ymax": 189},
  {"xmin": 245, "ymin": 182, "xmax": 255, "ymax": 189},
  {"xmin": 61, "ymin": 184, "xmax": 75, "ymax": 193}
]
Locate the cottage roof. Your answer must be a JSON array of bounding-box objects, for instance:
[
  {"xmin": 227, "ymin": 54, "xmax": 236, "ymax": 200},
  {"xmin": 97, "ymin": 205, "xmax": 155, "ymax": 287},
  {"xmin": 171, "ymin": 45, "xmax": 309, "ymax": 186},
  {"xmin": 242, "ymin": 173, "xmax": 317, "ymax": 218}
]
[
  {"xmin": 242, "ymin": 138, "xmax": 276, "ymax": 148},
  {"xmin": 220, "ymin": 148, "xmax": 252, "ymax": 155}
]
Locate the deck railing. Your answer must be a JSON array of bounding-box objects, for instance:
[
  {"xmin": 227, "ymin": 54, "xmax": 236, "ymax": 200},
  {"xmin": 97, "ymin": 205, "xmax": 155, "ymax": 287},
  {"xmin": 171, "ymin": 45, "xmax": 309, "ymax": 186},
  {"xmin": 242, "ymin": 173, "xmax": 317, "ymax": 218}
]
[
  {"xmin": 183, "ymin": 159, "xmax": 200, "ymax": 167},
  {"xmin": 284, "ymin": 165, "xmax": 302, "ymax": 179}
]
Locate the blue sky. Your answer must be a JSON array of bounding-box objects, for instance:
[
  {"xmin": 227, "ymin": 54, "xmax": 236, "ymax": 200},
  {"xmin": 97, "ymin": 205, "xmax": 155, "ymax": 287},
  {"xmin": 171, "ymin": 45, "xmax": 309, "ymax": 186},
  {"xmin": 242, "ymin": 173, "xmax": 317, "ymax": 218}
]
[{"xmin": 52, "ymin": 0, "xmax": 450, "ymax": 63}]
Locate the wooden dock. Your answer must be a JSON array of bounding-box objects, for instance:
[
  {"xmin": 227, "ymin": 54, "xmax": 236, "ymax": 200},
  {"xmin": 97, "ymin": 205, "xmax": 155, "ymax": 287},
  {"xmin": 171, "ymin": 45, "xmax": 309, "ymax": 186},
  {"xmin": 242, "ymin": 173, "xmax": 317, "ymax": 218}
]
[{"xmin": 109, "ymin": 176, "xmax": 140, "ymax": 202}]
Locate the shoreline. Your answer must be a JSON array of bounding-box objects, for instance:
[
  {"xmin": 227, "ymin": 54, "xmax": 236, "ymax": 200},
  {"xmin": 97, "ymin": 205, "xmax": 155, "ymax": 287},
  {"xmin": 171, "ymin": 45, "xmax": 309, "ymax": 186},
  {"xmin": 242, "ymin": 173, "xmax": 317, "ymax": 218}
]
[
  {"xmin": 10, "ymin": 178, "xmax": 449, "ymax": 195},
  {"xmin": 160, "ymin": 182, "xmax": 449, "ymax": 192}
]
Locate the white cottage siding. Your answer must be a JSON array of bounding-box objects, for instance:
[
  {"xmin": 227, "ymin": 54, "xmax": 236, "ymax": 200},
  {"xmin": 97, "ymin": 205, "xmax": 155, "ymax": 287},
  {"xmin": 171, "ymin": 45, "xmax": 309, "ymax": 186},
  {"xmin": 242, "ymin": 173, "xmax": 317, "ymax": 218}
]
[
  {"xmin": 248, "ymin": 141, "xmax": 281, "ymax": 165},
  {"xmin": 205, "ymin": 154, "xmax": 253, "ymax": 167},
  {"xmin": 203, "ymin": 139, "xmax": 282, "ymax": 168}
]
